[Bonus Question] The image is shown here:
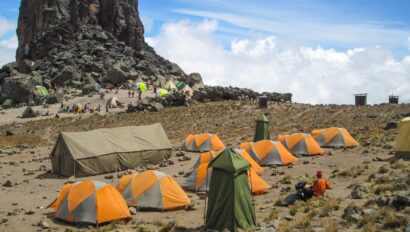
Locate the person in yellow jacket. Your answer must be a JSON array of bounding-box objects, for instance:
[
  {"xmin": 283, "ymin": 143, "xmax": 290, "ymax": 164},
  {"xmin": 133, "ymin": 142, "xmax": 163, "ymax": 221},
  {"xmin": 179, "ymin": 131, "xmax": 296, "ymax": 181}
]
[{"xmin": 312, "ymin": 171, "xmax": 331, "ymax": 196}]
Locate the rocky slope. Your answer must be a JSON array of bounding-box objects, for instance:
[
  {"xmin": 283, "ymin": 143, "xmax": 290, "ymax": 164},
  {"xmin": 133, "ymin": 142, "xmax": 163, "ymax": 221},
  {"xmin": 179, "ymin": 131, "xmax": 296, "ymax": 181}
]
[{"xmin": 0, "ymin": 0, "xmax": 191, "ymax": 105}]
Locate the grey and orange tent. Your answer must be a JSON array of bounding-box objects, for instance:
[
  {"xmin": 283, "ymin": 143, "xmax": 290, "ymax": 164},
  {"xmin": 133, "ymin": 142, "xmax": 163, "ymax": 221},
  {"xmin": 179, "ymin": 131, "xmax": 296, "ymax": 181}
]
[
  {"xmin": 312, "ymin": 127, "xmax": 358, "ymax": 148},
  {"xmin": 241, "ymin": 140, "xmax": 297, "ymax": 166},
  {"xmin": 48, "ymin": 180, "xmax": 131, "ymax": 225},
  {"xmin": 117, "ymin": 170, "xmax": 191, "ymax": 211},
  {"xmin": 278, "ymin": 133, "xmax": 324, "ymax": 156},
  {"xmin": 183, "ymin": 133, "xmax": 225, "ymax": 152},
  {"xmin": 182, "ymin": 149, "xmax": 269, "ymax": 194}
]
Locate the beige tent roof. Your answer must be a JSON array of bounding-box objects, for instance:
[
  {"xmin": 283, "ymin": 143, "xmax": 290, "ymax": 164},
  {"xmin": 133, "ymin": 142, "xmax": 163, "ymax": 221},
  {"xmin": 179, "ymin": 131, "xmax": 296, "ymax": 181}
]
[
  {"xmin": 181, "ymin": 85, "xmax": 194, "ymax": 97},
  {"xmin": 59, "ymin": 123, "xmax": 172, "ymax": 160},
  {"xmin": 396, "ymin": 117, "xmax": 410, "ymax": 154}
]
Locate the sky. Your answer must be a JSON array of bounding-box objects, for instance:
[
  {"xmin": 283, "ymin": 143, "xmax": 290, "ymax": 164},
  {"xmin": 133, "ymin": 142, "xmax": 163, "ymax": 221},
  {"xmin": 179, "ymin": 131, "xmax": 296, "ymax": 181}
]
[{"xmin": 1, "ymin": 1, "xmax": 410, "ymax": 104}]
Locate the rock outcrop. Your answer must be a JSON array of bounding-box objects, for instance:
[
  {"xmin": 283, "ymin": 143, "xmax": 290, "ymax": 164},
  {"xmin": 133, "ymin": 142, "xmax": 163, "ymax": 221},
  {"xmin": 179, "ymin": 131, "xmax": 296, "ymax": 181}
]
[
  {"xmin": 192, "ymin": 86, "xmax": 292, "ymax": 103},
  {"xmin": 0, "ymin": 0, "xmax": 188, "ymax": 105}
]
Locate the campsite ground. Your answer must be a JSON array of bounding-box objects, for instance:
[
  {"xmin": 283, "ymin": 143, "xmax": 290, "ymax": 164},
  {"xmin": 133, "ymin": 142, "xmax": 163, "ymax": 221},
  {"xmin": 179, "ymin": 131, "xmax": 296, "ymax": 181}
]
[{"xmin": 0, "ymin": 100, "xmax": 409, "ymax": 231}]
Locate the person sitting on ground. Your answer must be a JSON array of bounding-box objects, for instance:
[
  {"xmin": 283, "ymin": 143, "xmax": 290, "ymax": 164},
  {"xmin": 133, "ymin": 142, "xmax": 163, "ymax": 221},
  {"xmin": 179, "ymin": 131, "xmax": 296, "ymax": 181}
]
[{"xmin": 312, "ymin": 171, "xmax": 331, "ymax": 197}]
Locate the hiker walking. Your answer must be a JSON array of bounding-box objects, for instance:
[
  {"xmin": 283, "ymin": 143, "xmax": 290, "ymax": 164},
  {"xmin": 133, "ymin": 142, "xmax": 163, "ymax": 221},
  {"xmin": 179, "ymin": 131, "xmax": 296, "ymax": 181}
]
[
  {"xmin": 312, "ymin": 171, "xmax": 331, "ymax": 197},
  {"xmin": 138, "ymin": 89, "xmax": 142, "ymax": 101}
]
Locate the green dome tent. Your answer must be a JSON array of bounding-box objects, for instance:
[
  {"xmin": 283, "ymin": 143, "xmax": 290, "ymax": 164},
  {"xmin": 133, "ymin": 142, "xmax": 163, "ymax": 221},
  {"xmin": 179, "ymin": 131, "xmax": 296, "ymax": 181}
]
[
  {"xmin": 135, "ymin": 82, "xmax": 148, "ymax": 92},
  {"xmin": 205, "ymin": 147, "xmax": 256, "ymax": 232},
  {"xmin": 157, "ymin": 89, "xmax": 169, "ymax": 97},
  {"xmin": 176, "ymin": 81, "xmax": 186, "ymax": 90},
  {"xmin": 253, "ymin": 113, "xmax": 270, "ymax": 142},
  {"xmin": 36, "ymin": 86, "xmax": 49, "ymax": 97}
]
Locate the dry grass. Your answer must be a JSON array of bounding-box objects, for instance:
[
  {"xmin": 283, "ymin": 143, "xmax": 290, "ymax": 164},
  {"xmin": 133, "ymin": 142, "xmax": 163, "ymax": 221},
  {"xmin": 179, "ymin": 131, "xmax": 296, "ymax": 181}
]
[
  {"xmin": 323, "ymin": 220, "xmax": 338, "ymax": 232},
  {"xmin": 264, "ymin": 207, "xmax": 279, "ymax": 222},
  {"xmin": 332, "ymin": 165, "xmax": 366, "ymax": 178},
  {"xmin": 0, "ymin": 132, "xmax": 46, "ymax": 149},
  {"xmin": 280, "ymin": 175, "xmax": 292, "ymax": 185},
  {"xmin": 1, "ymin": 101, "xmax": 408, "ymax": 150}
]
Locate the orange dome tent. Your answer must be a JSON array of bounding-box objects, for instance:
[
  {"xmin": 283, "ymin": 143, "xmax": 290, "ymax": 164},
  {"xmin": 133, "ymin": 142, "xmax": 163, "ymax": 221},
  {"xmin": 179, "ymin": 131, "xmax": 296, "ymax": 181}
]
[
  {"xmin": 278, "ymin": 133, "xmax": 324, "ymax": 156},
  {"xmin": 312, "ymin": 127, "xmax": 358, "ymax": 148},
  {"xmin": 117, "ymin": 170, "xmax": 191, "ymax": 211},
  {"xmin": 48, "ymin": 181, "xmax": 130, "ymax": 225},
  {"xmin": 241, "ymin": 140, "xmax": 297, "ymax": 166},
  {"xmin": 183, "ymin": 133, "xmax": 225, "ymax": 152},
  {"xmin": 182, "ymin": 149, "xmax": 269, "ymax": 194}
]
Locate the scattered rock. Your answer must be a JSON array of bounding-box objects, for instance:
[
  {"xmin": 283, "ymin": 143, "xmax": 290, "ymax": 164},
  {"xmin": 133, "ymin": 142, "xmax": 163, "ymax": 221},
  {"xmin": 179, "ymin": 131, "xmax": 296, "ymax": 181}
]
[
  {"xmin": 2, "ymin": 180, "xmax": 12, "ymax": 187},
  {"xmin": 384, "ymin": 121, "xmax": 398, "ymax": 130},
  {"xmin": 0, "ymin": 217, "xmax": 8, "ymax": 224},
  {"xmin": 129, "ymin": 207, "xmax": 137, "ymax": 215},
  {"xmin": 37, "ymin": 220, "xmax": 49, "ymax": 229},
  {"xmin": 175, "ymin": 152, "xmax": 185, "ymax": 157},
  {"xmin": 25, "ymin": 209, "xmax": 35, "ymax": 215},
  {"xmin": 342, "ymin": 204, "xmax": 363, "ymax": 223}
]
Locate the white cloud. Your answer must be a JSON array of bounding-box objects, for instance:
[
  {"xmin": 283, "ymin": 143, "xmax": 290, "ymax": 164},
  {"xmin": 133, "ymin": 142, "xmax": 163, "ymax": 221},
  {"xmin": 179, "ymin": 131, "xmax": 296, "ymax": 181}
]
[
  {"xmin": 141, "ymin": 16, "xmax": 154, "ymax": 34},
  {"xmin": 0, "ymin": 35, "xmax": 17, "ymax": 66},
  {"xmin": 147, "ymin": 19, "xmax": 410, "ymax": 104},
  {"xmin": 0, "ymin": 15, "xmax": 17, "ymax": 66},
  {"xmin": 0, "ymin": 16, "xmax": 15, "ymax": 37},
  {"xmin": 174, "ymin": 9, "xmax": 410, "ymax": 49},
  {"xmin": 408, "ymin": 37, "xmax": 410, "ymax": 50}
]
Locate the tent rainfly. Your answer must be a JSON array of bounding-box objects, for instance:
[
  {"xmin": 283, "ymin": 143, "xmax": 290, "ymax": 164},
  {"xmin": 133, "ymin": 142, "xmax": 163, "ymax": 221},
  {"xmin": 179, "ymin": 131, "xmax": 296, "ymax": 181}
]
[
  {"xmin": 50, "ymin": 123, "xmax": 173, "ymax": 177},
  {"xmin": 205, "ymin": 147, "xmax": 256, "ymax": 231}
]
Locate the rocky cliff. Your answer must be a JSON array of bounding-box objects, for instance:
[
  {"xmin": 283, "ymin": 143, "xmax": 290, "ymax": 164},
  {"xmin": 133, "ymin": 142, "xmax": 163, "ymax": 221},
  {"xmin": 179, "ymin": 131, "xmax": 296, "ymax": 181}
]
[{"xmin": 0, "ymin": 0, "xmax": 193, "ymax": 105}]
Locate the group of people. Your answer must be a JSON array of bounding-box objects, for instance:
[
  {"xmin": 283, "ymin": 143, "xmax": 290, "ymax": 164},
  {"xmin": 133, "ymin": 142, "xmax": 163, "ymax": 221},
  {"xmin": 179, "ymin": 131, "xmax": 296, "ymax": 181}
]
[
  {"xmin": 60, "ymin": 102, "xmax": 102, "ymax": 114},
  {"xmin": 128, "ymin": 89, "xmax": 142, "ymax": 100}
]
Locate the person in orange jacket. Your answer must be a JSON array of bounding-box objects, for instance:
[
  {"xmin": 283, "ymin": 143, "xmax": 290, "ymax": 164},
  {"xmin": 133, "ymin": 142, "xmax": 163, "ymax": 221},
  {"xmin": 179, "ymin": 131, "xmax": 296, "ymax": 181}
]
[{"xmin": 312, "ymin": 171, "xmax": 331, "ymax": 196}]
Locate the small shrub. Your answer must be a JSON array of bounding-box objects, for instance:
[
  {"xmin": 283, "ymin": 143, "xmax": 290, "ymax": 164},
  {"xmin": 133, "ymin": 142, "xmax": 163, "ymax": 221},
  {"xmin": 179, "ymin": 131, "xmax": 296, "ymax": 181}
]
[
  {"xmin": 323, "ymin": 220, "xmax": 338, "ymax": 232},
  {"xmin": 383, "ymin": 212, "xmax": 405, "ymax": 229},
  {"xmin": 378, "ymin": 166, "xmax": 389, "ymax": 174}
]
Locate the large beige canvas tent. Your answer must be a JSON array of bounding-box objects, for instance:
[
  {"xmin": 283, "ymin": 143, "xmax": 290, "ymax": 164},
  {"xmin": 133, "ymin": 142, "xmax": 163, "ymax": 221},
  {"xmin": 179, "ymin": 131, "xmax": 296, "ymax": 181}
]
[
  {"xmin": 50, "ymin": 123, "xmax": 173, "ymax": 177},
  {"xmin": 396, "ymin": 117, "xmax": 410, "ymax": 160}
]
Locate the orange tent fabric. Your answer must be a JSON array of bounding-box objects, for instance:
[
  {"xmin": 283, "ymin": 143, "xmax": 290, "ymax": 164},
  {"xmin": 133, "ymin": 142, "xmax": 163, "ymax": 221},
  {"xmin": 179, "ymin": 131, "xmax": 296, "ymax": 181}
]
[
  {"xmin": 117, "ymin": 171, "xmax": 191, "ymax": 210},
  {"xmin": 312, "ymin": 127, "xmax": 358, "ymax": 148},
  {"xmin": 184, "ymin": 133, "xmax": 225, "ymax": 152},
  {"xmin": 278, "ymin": 133, "xmax": 324, "ymax": 156},
  {"xmin": 241, "ymin": 140, "xmax": 297, "ymax": 166},
  {"xmin": 182, "ymin": 149, "xmax": 269, "ymax": 194},
  {"xmin": 48, "ymin": 181, "xmax": 130, "ymax": 224}
]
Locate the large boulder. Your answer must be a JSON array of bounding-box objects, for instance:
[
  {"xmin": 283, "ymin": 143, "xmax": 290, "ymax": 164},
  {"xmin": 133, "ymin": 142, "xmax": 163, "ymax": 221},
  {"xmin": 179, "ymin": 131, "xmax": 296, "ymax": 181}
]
[
  {"xmin": 82, "ymin": 84, "xmax": 94, "ymax": 95},
  {"xmin": 52, "ymin": 66, "xmax": 81, "ymax": 87},
  {"xmin": 46, "ymin": 90, "xmax": 64, "ymax": 104},
  {"xmin": 107, "ymin": 64, "xmax": 128, "ymax": 85},
  {"xmin": 17, "ymin": 59, "xmax": 36, "ymax": 74},
  {"xmin": 0, "ymin": 74, "xmax": 35, "ymax": 104},
  {"xmin": 186, "ymin": 73, "xmax": 204, "ymax": 88}
]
